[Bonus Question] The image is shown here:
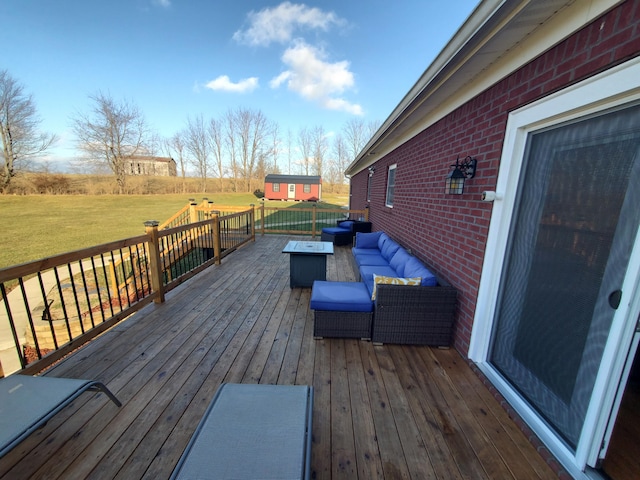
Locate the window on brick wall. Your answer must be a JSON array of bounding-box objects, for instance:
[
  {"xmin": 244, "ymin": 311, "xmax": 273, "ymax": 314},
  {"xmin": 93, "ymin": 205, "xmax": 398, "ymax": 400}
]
[{"xmin": 385, "ymin": 164, "xmax": 396, "ymax": 207}]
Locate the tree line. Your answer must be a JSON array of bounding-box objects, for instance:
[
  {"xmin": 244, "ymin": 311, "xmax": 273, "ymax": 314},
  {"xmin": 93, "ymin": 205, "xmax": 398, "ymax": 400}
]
[{"xmin": 1, "ymin": 69, "xmax": 379, "ymax": 194}]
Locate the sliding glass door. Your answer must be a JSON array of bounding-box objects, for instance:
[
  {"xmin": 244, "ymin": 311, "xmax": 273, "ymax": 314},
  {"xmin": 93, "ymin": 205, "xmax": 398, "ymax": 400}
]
[{"xmin": 489, "ymin": 104, "xmax": 640, "ymax": 449}]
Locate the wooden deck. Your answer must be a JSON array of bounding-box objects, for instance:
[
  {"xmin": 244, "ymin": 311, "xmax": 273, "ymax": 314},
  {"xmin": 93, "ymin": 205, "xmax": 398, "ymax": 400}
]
[{"xmin": 0, "ymin": 235, "xmax": 558, "ymax": 479}]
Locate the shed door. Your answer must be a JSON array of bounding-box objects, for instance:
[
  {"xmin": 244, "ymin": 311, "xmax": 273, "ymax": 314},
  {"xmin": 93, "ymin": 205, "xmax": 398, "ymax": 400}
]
[
  {"xmin": 288, "ymin": 184, "xmax": 295, "ymax": 199},
  {"xmin": 489, "ymin": 104, "xmax": 640, "ymax": 450}
]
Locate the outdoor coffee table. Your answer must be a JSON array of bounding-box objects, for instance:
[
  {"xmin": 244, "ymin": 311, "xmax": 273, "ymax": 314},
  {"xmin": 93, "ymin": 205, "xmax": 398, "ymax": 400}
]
[{"xmin": 282, "ymin": 240, "xmax": 334, "ymax": 288}]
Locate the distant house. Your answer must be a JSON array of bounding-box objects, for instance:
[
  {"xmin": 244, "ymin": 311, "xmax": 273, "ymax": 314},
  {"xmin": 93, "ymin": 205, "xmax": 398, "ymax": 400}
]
[
  {"xmin": 125, "ymin": 156, "xmax": 177, "ymax": 177},
  {"xmin": 264, "ymin": 175, "xmax": 322, "ymax": 201}
]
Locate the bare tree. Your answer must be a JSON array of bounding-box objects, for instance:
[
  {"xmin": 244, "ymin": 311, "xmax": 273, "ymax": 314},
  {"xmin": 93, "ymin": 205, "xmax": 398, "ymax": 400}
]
[
  {"xmin": 310, "ymin": 125, "xmax": 328, "ymax": 177},
  {"xmin": 286, "ymin": 128, "xmax": 294, "ymax": 174},
  {"xmin": 224, "ymin": 109, "xmax": 240, "ymax": 192},
  {"xmin": 343, "ymin": 118, "xmax": 380, "ymax": 161},
  {"xmin": 230, "ymin": 107, "xmax": 271, "ymax": 192},
  {"xmin": 72, "ymin": 91, "xmax": 148, "ymax": 193},
  {"xmin": 184, "ymin": 114, "xmax": 211, "ymax": 192},
  {"xmin": 297, "ymin": 127, "xmax": 312, "ymax": 175},
  {"xmin": 165, "ymin": 131, "xmax": 187, "ymax": 193},
  {"xmin": 209, "ymin": 117, "xmax": 226, "ymax": 192},
  {"xmin": 332, "ymin": 134, "xmax": 350, "ymax": 184},
  {"xmin": 270, "ymin": 122, "xmax": 280, "ymax": 174},
  {"xmin": 0, "ymin": 70, "xmax": 56, "ymax": 193}
]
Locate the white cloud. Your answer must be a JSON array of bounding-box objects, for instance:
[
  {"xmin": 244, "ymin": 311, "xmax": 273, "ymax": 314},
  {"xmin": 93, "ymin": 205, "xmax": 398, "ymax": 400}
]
[
  {"xmin": 270, "ymin": 41, "xmax": 363, "ymax": 115},
  {"xmin": 152, "ymin": 0, "xmax": 171, "ymax": 8},
  {"xmin": 205, "ymin": 75, "xmax": 259, "ymax": 93},
  {"xmin": 233, "ymin": 2, "xmax": 345, "ymax": 47}
]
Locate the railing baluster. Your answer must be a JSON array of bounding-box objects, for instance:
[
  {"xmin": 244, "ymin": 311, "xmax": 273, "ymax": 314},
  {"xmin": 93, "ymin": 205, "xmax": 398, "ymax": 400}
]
[
  {"xmin": 19, "ymin": 277, "xmax": 41, "ymax": 361},
  {"xmin": 53, "ymin": 267, "xmax": 73, "ymax": 343},
  {"xmin": 37, "ymin": 271, "xmax": 59, "ymax": 350},
  {"xmin": 91, "ymin": 256, "xmax": 107, "ymax": 324},
  {"xmin": 1, "ymin": 282, "xmax": 26, "ymax": 370},
  {"xmin": 67, "ymin": 263, "xmax": 85, "ymax": 335},
  {"xmin": 78, "ymin": 260, "xmax": 96, "ymax": 329}
]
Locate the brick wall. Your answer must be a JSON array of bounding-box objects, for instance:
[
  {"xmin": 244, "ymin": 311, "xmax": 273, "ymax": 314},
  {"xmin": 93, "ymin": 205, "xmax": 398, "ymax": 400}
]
[{"xmin": 352, "ymin": 1, "xmax": 640, "ymax": 355}]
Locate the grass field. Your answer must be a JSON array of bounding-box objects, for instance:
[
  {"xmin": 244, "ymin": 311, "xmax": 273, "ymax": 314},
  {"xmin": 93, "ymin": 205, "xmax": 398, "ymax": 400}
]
[{"xmin": 0, "ymin": 193, "xmax": 349, "ymax": 269}]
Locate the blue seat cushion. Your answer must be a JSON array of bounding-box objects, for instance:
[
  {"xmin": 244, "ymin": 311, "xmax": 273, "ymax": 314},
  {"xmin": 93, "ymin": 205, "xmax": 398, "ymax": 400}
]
[
  {"xmin": 352, "ymin": 247, "xmax": 381, "ymax": 256},
  {"xmin": 354, "ymin": 253, "xmax": 389, "ymax": 267},
  {"xmin": 310, "ymin": 281, "xmax": 373, "ymax": 312},
  {"xmin": 358, "ymin": 265, "xmax": 399, "ymax": 297},
  {"xmin": 322, "ymin": 227, "xmax": 351, "ymax": 235}
]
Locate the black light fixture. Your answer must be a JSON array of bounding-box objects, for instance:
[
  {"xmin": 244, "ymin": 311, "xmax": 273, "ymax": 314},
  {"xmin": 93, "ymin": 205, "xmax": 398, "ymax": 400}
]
[{"xmin": 445, "ymin": 156, "xmax": 477, "ymax": 194}]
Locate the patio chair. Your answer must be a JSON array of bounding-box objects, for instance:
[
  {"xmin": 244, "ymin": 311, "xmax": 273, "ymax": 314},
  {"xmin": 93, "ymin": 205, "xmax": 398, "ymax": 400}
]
[
  {"xmin": 0, "ymin": 374, "xmax": 121, "ymax": 458},
  {"xmin": 171, "ymin": 383, "xmax": 313, "ymax": 480}
]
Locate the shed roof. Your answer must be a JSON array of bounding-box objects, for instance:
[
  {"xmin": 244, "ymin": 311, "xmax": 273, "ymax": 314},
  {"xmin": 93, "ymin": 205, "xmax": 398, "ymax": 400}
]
[{"xmin": 265, "ymin": 175, "xmax": 321, "ymax": 184}]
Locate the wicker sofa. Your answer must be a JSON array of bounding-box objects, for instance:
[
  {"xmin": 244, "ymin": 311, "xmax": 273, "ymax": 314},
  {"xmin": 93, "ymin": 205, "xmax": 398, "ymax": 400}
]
[{"xmin": 310, "ymin": 231, "xmax": 457, "ymax": 346}]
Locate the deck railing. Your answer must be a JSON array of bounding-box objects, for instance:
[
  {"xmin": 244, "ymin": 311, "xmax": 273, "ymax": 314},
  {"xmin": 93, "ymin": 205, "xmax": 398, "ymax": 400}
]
[
  {"xmin": 0, "ymin": 208, "xmax": 255, "ymax": 377},
  {"xmin": 163, "ymin": 199, "xmax": 369, "ymax": 237}
]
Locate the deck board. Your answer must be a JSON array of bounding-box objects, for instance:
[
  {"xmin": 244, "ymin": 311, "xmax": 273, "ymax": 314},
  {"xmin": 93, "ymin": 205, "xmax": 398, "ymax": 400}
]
[{"xmin": 0, "ymin": 235, "xmax": 558, "ymax": 479}]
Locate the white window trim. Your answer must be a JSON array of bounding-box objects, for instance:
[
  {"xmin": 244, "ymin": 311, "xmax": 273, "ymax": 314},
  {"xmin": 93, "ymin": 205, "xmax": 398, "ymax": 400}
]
[
  {"xmin": 385, "ymin": 164, "xmax": 397, "ymax": 208},
  {"xmin": 468, "ymin": 57, "xmax": 640, "ymax": 478}
]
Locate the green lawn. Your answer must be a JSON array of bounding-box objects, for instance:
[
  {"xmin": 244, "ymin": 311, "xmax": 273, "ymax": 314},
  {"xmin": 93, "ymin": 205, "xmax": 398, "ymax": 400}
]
[{"xmin": 0, "ymin": 193, "xmax": 349, "ymax": 269}]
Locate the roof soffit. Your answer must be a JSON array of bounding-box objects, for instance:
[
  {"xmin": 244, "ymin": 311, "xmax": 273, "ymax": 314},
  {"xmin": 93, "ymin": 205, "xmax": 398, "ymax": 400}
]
[{"xmin": 347, "ymin": 0, "xmax": 621, "ymax": 175}]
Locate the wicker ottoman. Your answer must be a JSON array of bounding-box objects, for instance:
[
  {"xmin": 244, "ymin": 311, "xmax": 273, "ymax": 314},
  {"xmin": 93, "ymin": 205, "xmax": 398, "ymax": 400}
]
[
  {"xmin": 320, "ymin": 227, "xmax": 353, "ymax": 246},
  {"xmin": 310, "ymin": 281, "xmax": 373, "ymax": 339}
]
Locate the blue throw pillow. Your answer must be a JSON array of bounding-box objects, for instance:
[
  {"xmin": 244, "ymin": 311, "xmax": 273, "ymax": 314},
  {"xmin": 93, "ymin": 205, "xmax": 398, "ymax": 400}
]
[{"xmin": 355, "ymin": 231, "xmax": 382, "ymax": 249}]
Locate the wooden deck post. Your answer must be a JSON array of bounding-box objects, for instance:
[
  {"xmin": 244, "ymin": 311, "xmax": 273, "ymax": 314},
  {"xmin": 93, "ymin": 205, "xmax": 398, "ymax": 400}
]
[
  {"xmin": 144, "ymin": 221, "xmax": 165, "ymax": 304},
  {"xmin": 249, "ymin": 204, "xmax": 256, "ymax": 241},
  {"xmin": 211, "ymin": 213, "xmax": 222, "ymax": 265},
  {"xmin": 260, "ymin": 201, "xmax": 265, "ymax": 236},
  {"xmin": 311, "ymin": 203, "xmax": 317, "ymax": 238},
  {"xmin": 188, "ymin": 200, "xmax": 198, "ymax": 224}
]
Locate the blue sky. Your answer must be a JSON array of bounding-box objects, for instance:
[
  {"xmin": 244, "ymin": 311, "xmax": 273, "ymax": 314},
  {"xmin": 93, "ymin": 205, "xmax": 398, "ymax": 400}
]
[{"xmin": 1, "ymin": 0, "xmax": 478, "ymax": 169}]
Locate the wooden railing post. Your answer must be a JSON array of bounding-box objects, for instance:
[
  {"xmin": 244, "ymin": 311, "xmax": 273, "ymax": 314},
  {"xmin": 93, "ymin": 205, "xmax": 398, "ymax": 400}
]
[
  {"xmin": 364, "ymin": 205, "xmax": 370, "ymax": 221},
  {"xmin": 211, "ymin": 213, "xmax": 222, "ymax": 265},
  {"xmin": 188, "ymin": 199, "xmax": 198, "ymax": 224},
  {"xmin": 260, "ymin": 201, "xmax": 265, "ymax": 236},
  {"xmin": 145, "ymin": 221, "xmax": 165, "ymax": 304},
  {"xmin": 249, "ymin": 204, "xmax": 256, "ymax": 241},
  {"xmin": 312, "ymin": 203, "xmax": 317, "ymax": 238}
]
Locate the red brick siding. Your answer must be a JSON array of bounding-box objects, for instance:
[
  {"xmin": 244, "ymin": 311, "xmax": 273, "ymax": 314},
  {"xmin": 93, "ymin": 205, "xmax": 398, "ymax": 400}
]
[{"xmin": 353, "ymin": 1, "xmax": 640, "ymax": 355}]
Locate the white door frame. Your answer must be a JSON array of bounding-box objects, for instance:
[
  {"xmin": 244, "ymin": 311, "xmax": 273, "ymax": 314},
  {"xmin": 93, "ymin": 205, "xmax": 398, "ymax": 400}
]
[
  {"xmin": 287, "ymin": 183, "xmax": 296, "ymax": 199},
  {"xmin": 468, "ymin": 57, "xmax": 640, "ymax": 478}
]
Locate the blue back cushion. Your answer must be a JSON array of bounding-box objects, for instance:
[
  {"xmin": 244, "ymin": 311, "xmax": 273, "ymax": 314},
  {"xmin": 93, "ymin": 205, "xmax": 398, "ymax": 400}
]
[
  {"xmin": 388, "ymin": 248, "xmax": 412, "ymax": 277},
  {"xmin": 380, "ymin": 239, "xmax": 401, "ymax": 260},
  {"xmin": 355, "ymin": 231, "xmax": 382, "ymax": 249},
  {"xmin": 377, "ymin": 233, "xmax": 390, "ymax": 250},
  {"xmin": 339, "ymin": 221, "xmax": 354, "ymax": 230},
  {"xmin": 403, "ymin": 257, "xmax": 437, "ymax": 286}
]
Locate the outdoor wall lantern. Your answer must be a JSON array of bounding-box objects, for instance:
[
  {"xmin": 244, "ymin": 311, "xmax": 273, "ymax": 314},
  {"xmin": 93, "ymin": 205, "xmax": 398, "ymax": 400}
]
[
  {"xmin": 368, "ymin": 166, "xmax": 375, "ymax": 177},
  {"xmin": 445, "ymin": 156, "xmax": 477, "ymax": 194}
]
